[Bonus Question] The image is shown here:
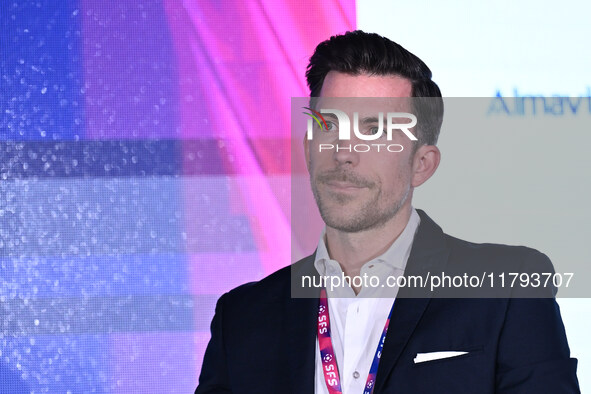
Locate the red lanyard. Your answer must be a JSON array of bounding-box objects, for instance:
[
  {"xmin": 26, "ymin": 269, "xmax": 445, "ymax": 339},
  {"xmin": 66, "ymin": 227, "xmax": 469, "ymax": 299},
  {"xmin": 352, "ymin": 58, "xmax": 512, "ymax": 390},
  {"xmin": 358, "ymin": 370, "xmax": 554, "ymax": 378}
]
[{"xmin": 318, "ymin": 288, "xmax": 394, "ymax": 394}]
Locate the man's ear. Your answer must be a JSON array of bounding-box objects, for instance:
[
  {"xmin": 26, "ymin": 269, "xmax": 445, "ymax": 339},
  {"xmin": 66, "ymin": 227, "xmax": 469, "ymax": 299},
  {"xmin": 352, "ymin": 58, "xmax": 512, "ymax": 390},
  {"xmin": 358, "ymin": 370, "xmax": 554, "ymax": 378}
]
[{"xmin": 411, "ymin": 145, "xmax": 440, "ymax": 187}]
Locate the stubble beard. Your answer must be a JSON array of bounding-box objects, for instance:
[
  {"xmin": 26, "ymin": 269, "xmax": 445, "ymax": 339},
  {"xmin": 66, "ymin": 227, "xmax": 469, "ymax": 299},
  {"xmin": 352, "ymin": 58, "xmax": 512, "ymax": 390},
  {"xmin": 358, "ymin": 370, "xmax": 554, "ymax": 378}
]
[{"xmin": 310, "ymin": 169, "xmax": 410, "ymax": 233}]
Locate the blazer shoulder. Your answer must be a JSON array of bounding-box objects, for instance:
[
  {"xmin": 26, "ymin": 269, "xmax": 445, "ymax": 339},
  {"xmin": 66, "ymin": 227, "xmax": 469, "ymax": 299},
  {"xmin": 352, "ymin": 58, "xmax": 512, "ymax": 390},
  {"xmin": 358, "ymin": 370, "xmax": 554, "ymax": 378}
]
[
  {"xmin": 221, "ymin": 254, "xmax": 315, "ymax": 306},
  {"xmin": 442, "ymin": 234, "xmax": 558, "ymax": 297},
  {"xmin": 444, "ymin": 234, "xmax": 554, "ymax": 269},
  {"xmin": 415, "ymin": 209, "xmax": 554, "ymax": 272}
]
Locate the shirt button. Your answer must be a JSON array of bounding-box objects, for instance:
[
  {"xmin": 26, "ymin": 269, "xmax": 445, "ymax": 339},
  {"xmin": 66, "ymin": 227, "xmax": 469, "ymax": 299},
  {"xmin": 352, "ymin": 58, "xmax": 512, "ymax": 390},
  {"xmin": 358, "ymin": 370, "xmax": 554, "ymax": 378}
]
[{"xmin": 353, "ymin": 371, "xmax": 360, "ymax": 379}]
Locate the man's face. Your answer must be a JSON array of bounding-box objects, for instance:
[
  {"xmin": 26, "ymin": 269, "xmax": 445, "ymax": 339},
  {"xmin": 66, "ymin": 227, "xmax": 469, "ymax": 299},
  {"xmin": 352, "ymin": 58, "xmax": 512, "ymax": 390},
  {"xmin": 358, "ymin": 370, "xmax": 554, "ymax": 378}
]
[{"xmin": 304, "ymin": 71, "xmax": 416, "ymax": 233}]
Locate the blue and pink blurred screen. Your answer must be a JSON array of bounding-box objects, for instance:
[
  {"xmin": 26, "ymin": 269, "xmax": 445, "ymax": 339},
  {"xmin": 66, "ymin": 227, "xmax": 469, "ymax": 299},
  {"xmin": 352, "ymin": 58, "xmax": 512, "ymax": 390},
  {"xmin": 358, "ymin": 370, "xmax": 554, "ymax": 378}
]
[{"xmin": 0, "ymin": 1, "xmax": 354, "ymax": 392}]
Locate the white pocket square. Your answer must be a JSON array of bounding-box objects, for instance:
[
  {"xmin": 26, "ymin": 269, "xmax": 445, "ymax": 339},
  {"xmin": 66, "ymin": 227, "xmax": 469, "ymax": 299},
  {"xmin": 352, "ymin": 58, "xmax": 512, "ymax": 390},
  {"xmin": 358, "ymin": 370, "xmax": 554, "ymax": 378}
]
[{"xmin": 413, "ymin": 351, "xmax": 468, "ymax": 364}]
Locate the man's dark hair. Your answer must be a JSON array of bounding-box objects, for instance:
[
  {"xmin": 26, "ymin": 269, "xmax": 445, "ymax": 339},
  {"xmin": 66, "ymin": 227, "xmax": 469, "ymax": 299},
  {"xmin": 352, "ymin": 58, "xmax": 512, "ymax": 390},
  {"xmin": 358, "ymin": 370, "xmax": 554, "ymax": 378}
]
[{"xmin": 306, "ymin": 30, "xmax": 443, "ymax": 146}]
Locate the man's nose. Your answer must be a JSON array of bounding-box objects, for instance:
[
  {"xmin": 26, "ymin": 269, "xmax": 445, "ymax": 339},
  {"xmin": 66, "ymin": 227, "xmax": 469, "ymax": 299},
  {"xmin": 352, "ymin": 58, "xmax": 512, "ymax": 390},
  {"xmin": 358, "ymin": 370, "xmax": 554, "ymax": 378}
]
[{"xmin": 333, "ymin": 135, "xmax": 361, "ymax": 166}]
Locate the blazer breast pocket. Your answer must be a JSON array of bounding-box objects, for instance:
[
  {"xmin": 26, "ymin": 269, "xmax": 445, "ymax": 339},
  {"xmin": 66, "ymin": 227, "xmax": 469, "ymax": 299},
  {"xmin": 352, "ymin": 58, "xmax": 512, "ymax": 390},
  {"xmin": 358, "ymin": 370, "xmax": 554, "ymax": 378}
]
[
  {"xmin": 395, "ymin": 347, "xmax": 492, "ymax": 394},
  {"xmin": 412, "ymin": 348, "xmax": 484, "ymax": 368}
]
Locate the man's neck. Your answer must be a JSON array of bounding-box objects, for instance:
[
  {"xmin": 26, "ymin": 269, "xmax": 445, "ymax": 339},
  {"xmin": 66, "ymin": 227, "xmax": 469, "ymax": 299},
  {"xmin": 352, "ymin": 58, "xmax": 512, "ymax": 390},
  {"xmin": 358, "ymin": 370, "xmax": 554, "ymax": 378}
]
[{"xmin": 324, "ymin": 206, "xmax": 413, "ymax": 280}]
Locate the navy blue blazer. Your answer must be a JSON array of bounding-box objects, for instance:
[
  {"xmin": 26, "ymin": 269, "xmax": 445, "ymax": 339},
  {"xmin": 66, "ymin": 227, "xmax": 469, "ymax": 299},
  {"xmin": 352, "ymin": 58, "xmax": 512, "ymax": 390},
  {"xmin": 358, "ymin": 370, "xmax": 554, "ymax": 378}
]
[{"xmin": 196, "ymin": 210, "xmax": 579, "ymax": 393}]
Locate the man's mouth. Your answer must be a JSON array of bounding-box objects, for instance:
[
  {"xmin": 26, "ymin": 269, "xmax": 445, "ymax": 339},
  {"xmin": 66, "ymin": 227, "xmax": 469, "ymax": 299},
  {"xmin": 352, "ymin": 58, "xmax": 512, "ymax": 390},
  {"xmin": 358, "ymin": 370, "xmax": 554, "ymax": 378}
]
[
  {"xmin": 314, "ymin": 170, "xmax": 374, "ymax": 192},
  {"xmin": 323, "ymin": 180, "xmax": 366, "ymax": 191}
]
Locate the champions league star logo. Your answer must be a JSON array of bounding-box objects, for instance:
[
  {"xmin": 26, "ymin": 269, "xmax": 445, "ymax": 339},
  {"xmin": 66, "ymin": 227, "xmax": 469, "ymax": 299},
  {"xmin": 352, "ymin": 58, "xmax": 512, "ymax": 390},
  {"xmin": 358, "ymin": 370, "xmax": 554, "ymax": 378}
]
[
  {"xmin": 319, "ymin": 305, "xmax": 326, "ymax": 314},
  {"xmin": 323, "ymin": 354, "xmax": 333, "ymax": 362}
]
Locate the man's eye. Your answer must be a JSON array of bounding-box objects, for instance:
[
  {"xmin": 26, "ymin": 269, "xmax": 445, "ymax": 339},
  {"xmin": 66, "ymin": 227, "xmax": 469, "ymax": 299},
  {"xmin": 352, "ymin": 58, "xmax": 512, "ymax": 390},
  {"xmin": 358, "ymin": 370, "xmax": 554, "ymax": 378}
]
[
  {"xmin": 324, "ymin": 121, "xmax": 336, "ymax": 131},
  {"xmin": 366, "ymin": 126, "xmax": 383, "ymax": 136}
]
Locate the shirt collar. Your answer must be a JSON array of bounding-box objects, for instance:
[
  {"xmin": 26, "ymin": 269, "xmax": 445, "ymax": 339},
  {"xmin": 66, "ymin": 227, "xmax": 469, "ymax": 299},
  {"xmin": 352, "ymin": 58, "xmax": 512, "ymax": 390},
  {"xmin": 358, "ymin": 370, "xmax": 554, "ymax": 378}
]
[{"xmin": 314, "ymin": 208, "xmax": 421, "ymax": 277}]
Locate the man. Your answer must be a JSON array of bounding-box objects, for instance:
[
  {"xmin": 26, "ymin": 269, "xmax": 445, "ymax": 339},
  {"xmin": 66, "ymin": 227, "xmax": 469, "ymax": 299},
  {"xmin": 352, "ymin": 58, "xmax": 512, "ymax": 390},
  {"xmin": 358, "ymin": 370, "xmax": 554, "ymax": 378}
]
[{"xmin": 196, "ymin": 31, "xmax": 579, "ymax": 393}]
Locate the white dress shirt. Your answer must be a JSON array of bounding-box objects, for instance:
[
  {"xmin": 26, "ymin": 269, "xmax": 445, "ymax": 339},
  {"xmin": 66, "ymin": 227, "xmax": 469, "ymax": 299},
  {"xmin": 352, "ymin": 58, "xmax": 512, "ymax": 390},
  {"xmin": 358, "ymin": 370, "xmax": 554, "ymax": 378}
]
[{"xmin": 314, "ymin": 209, "xmax": 420, "ymax": 394}]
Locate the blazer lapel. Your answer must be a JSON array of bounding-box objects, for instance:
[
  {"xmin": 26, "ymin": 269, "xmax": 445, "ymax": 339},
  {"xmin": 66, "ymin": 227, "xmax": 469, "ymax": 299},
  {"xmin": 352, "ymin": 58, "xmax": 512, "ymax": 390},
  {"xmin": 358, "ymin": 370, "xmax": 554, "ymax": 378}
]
[{"xmin": 374, "ymin": 210, "xmax": 451, "ymax": 393}]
